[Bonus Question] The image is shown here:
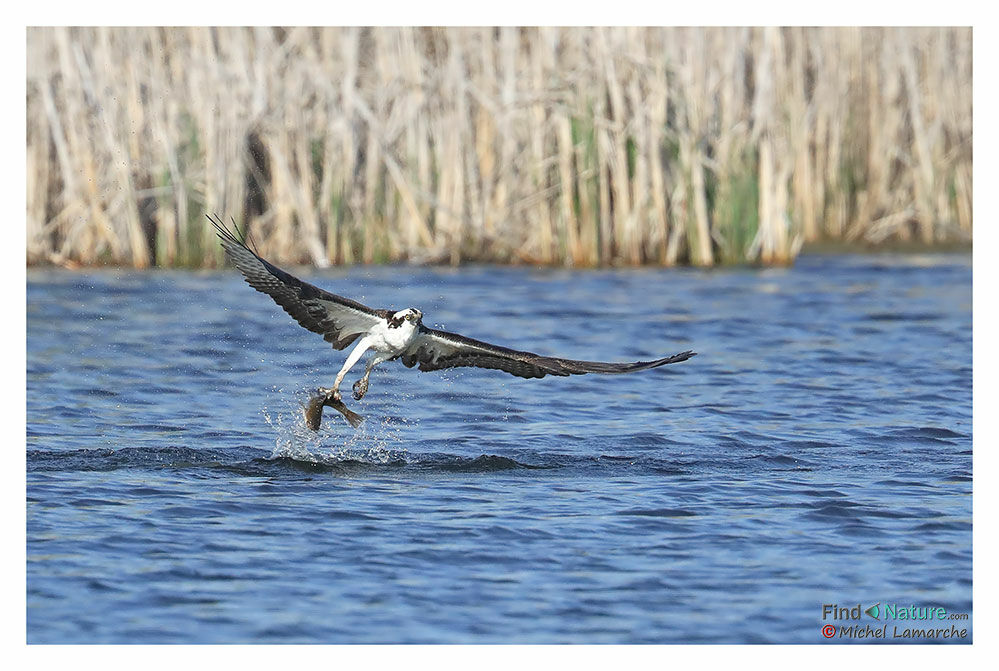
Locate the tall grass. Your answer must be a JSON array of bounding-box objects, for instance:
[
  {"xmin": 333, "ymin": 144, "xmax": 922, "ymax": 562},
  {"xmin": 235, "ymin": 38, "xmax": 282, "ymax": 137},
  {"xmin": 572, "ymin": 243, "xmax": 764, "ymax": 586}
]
[{"xmin": 26, "ymin": 27, "xmax": 972, "ymax": 268}]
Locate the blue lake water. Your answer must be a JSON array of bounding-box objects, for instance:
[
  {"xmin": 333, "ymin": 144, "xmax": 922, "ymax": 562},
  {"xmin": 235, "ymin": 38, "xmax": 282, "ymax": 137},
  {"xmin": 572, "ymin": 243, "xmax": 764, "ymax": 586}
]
[{"xmin": 26, "ymin": 254, "xmax": 972, "ymax": 643}]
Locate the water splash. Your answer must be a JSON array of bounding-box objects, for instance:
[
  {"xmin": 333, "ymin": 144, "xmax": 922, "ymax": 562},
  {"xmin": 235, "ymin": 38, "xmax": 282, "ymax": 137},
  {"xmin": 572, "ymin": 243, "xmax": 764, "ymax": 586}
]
[{"xmin": 262, "ymin": 389, "xmax": 416, "ymax": 465}]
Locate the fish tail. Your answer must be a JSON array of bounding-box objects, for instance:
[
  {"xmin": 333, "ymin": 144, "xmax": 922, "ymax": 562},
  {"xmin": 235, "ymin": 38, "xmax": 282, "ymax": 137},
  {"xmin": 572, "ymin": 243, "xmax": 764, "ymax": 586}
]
[
  {"xmin": 322, "ymin": 397, "xmax": 365, "ymax": 429},
  {"xmin": 336, "ymin": 403, "xmax": 365, "ymax": 428}
]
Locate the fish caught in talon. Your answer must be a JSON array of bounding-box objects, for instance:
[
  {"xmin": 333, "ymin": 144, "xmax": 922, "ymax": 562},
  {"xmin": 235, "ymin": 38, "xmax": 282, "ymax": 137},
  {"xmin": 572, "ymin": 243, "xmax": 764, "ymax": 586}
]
[
  {"xmin": 318, "ymin": 386, "xmax": 341, "ymax": 402},
  {"xmin": 303, "ymin": 391, "xmax": 364, "ymax": 431}
]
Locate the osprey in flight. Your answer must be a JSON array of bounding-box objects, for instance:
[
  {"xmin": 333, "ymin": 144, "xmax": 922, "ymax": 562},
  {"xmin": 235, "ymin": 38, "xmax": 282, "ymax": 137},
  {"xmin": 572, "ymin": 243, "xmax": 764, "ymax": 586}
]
[{"xmin": 210, "ymin": 215, "xmax": 695, "ymax": 404}]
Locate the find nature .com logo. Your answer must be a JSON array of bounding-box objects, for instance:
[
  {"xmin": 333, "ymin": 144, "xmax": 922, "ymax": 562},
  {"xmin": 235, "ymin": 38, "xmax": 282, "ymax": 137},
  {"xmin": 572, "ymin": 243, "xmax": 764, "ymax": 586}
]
[{"xmin": 820, "ymin": 603, "xmax": 969, "ymax": 641}]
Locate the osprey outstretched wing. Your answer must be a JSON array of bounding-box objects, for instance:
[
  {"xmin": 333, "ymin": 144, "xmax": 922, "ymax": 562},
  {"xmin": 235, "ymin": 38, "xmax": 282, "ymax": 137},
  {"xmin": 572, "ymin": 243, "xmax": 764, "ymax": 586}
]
[
  {"xmin": 210, "ymin": 214, "xmax": 696, "ymax": 405},
  {"xmin": 402, "ymin": 329, "xmax": 695, "ymax": 380},
  {"xmin": 210, "ymin": 214, "xmax": 391, "ymax": 350}
]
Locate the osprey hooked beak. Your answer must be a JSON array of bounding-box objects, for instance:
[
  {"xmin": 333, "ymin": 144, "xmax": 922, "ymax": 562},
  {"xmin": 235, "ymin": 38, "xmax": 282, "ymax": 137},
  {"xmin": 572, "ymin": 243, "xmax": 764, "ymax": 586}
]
[{"xmin": 405, "ymin": 309, "xmax": 422, "ymax": 323}]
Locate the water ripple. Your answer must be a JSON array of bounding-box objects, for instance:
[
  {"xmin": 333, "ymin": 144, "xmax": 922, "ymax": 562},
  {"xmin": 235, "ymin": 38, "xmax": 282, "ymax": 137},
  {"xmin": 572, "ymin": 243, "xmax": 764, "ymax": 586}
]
[{"xmin": 27, "ymin": 255, "xmax": 972, "ymax": 643}]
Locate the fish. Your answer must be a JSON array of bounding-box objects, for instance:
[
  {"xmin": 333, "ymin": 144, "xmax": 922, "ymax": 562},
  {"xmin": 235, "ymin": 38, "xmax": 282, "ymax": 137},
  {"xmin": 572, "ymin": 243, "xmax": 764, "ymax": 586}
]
[{"xmin": 302, "ymin": 391, "xmax": 364, "ymax": 430}]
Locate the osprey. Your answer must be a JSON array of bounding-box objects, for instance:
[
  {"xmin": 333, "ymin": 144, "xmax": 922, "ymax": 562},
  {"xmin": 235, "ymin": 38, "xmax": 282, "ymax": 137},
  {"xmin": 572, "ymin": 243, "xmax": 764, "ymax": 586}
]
[{"xmin": 210, "ymin": 215, "xmax": 695, "ymax": 404}]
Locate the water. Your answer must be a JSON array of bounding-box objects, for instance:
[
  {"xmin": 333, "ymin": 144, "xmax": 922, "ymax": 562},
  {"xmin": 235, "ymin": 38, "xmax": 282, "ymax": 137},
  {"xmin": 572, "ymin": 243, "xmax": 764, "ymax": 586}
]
[{"xmin": 26, "ymin": 254, "xmax": 972, "ymax": 643}]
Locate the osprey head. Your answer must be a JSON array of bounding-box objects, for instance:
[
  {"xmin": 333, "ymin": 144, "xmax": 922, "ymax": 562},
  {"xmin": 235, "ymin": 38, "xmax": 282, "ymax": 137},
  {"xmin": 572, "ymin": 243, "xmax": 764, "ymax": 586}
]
[{"xmin": 390, "ymin": 308, "xmax": 423, "ymax": 327}]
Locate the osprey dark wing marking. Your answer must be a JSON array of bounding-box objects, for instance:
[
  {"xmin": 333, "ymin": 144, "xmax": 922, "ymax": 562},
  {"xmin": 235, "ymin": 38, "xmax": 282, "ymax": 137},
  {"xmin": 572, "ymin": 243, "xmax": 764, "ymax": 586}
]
[
  {"xmin": 402, "ymin": 327, "xmax": 696, "ymax": 380},
  {"xmin": 209, "ymin": 214, "xmax": 390, "ymax": 350}
]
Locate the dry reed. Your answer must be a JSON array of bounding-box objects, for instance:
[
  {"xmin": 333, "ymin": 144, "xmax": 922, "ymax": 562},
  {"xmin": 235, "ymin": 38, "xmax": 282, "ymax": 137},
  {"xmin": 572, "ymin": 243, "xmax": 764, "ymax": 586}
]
[{"xmin": 25, "ymin": 27, "xmax": 972, "ymax": 268}]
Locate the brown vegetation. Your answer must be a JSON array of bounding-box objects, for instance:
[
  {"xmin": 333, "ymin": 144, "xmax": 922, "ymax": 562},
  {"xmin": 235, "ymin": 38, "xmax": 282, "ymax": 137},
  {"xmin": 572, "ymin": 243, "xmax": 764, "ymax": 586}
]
[{"xmin": 26, "ymin": 27, "xmax": 972, "ymax": 268}]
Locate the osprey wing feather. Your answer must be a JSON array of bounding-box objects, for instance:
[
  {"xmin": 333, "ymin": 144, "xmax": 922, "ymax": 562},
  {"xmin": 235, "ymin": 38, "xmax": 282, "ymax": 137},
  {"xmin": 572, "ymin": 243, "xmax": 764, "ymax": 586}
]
[
  {"xmin": 402, "ymin": 328, "xmax": 696, "ymax": 380},
  {"xmin": 209, "ymin": 214, "xmax": 389, "ymax": 350}
]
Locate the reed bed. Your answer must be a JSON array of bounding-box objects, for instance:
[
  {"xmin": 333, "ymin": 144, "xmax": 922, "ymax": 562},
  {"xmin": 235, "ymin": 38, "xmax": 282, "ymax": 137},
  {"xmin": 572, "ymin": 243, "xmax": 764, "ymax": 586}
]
[{"xmin": 26, "ymin": 27, "xmax": 972, "ymax": 268}]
